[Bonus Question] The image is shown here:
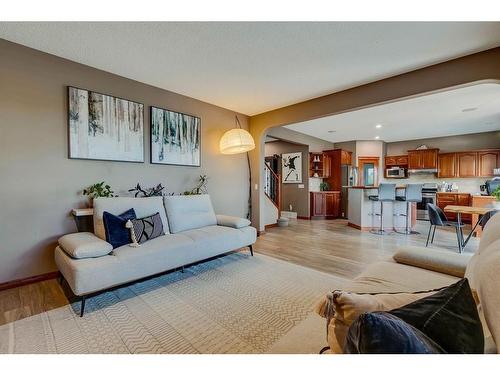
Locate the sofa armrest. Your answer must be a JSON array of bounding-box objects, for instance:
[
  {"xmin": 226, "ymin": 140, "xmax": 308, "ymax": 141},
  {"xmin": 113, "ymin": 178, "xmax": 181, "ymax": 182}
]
[
  {"xmin": 58, "ymin": 232, "xmax": 113, "ymax": 259},
  {"xmin": 393, "ymin": 246, "xmax": 471, "ymax": 278},
  {"xmin": 216, "ymin": 214, "xmax": 251, "ymax": 229}
]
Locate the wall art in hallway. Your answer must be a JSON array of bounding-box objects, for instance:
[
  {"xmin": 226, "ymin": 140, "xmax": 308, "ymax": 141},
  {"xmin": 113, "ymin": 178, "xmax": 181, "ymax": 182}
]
[{"xmin": 282, "ymin": 152, "xmax": 302, "ymax": 183}]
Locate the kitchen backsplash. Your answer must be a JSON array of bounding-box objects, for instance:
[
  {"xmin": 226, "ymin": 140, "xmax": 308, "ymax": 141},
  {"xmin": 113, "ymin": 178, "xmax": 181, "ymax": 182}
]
[
  {"xmin": 381, "ymin": 175, "xmax": 486, "ymax": 194},
  {"xmin": 309, "ymin": 177, "xmax": 322, "ymax": 192}
]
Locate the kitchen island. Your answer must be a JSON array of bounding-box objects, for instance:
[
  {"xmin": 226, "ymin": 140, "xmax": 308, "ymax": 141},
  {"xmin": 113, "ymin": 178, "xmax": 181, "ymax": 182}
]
[{"xmin": 347, "ymin": 186, "xmax": 416, "ymax": 231}]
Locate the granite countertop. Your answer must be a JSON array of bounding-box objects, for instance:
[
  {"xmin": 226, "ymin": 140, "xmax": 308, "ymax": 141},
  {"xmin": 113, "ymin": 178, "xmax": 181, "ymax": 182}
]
[{"xmin": 349, "ymin": 186, "xmax": 406, "ymax": 190}]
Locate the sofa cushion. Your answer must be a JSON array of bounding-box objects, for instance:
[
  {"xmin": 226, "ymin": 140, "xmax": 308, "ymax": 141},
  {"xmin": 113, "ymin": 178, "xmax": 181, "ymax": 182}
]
[
  {"xmin": 58, "ymin": 232, "xmax": 113, "ymax": 259},
  {"xmin": 346, "ymin": 261, "xmax": 459, "ymax": 294},
  {"xmin": 344, "ymin": 312, "xmax": 444, "ymax": 354},
  {"xmin": 393, "ymin": 247, "xmax": 470, "ymax": 278},
  {"xmin": 477, "ymin": 210, "xmax": 500, "ymax": 255},
  {"xmin": 163, "ymin": 194, "xmax": 217, "ymax": 233},
  {"xmin": 181, "ymin": 225, "xmax": 256, "ymax": 257},
  {"xmin": 103, "ymin": 208, "xmax": 136, "ymax": 249},
  {"xmin": 94, "ymin": 197, "xmax": 169, "ymax": 240},
  {"xmin": 216, "ymin": 214, "xmax": 251, "ymax": 229}
]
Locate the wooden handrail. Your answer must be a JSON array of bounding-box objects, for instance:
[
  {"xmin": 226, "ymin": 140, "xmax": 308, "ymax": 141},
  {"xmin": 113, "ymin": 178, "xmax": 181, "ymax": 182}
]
[{"xmin": 264, "ymin": 163, "xmax": 281, "ymax": 215}]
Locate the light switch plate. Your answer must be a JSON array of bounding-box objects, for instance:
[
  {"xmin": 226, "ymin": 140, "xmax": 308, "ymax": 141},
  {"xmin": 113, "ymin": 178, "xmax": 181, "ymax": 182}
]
[{"xmin": 298, "ymin": 184, "xmax": 305, "ymax": 189}]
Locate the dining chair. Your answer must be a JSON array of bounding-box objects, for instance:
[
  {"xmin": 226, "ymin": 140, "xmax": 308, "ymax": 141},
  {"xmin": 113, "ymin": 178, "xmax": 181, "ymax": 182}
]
[{"xmin": 426, "ymin": 203, "xmax": 465, "ymax": 252}]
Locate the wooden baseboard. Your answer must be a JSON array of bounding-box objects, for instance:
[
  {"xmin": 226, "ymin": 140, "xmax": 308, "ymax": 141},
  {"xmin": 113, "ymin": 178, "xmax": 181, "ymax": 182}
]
[
  {"xmin": 265, "ymin": 223, "xmax": 278, "ymax": 229},
  {"xmin": 0, "ymin": 271, "xmax": 60, "ymax": 292}
]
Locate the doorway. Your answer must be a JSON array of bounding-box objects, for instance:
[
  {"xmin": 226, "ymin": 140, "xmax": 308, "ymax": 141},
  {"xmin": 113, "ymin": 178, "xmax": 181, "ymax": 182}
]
[{"xmin": 358, "ymin": 157, "xmax": 380, "ymax": 186}]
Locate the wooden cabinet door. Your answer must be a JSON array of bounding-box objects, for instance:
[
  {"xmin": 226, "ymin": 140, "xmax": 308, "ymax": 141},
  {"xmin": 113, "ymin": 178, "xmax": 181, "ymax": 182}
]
[
  {"xmin": 457, "ymin": 152, "xmax": 477, "ymax": 177},
  {"xmin": 457, "ymin": 194, "xmax": 471, "ymax": 223},
  {"xmin": 438, "ymin": 153, "xmax": 456, "ymax": 178},
  {"xmin": 341, "ymin": 150, "xmax": 352, "ymax": 165},
  {"xmin": 385, "ymin": 156, "xmax": 397, "ymax": 166},
  {"xmin": 325, "ymin": 193, "xmax": 335, "ymax": 217},
  {"xmin": 408, "ymin": 151, "xmax": 422, "ymax": 169},
  {"xmin": 312, "ymin": 193, "xmax": 326, "ymax": 216},
  {"xmin": 422, "ymin": 149, "xmax": 438, "ymax": 169},
  {"xmin": 478, "ymin": 151, "xmax": 499, "ymax": 177},
  {"xmin": 396, "ymin": 155, "xmax": 408, "ymax": 165},
  {"xmin": 322, "ymin": 155, "xmax": 331, "ymax": 178},
  {"xmin": 436, "ymin": 194, "xmax": 457, "ymax": 221}
]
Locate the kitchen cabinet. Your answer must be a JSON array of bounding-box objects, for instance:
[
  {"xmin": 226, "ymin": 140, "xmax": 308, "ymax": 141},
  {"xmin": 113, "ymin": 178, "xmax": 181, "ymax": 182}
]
[
  {"xmin": 310, "ymin": 192, "xmax": 340, "ymax": 219},
  {"xmin": 385, "ymin": 155, "xmax": 408, "ymax": 166},
  {"xmin": 436, "ymin": 193, "xmax": 471, "ymax": 223},
  {"xmin": 478, "ymin": 150, "xmax": 499, "ymax": 177},
  {"xmin": 408, "ymin": 149, "xmax": 438, "ymax": 169},
  {"xmin": 340, "ymin": 150, "xmax": 352, "ymax": 165},
  {"xmin": 456, "ymin": 152, "xmax": 477, "ymax": 178},
  {"xmin": 438, "ymin": 153, "xmax": 456, "ymax": 178},
  {"xmin": 309, "ymin": 152, "xmax": 331, "ymax": 178}
]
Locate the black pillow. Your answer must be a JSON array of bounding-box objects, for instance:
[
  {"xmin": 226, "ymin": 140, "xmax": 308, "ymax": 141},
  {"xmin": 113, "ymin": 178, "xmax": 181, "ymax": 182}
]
[
  {"xmin": 130, "ymin": 212, "xmax": 164, "ymax": 244},
  {"xmin": 344, "ymin": 279, "xmax": 484, "ymax": 354},
  {"xmin": 345, "ymin": 312, "xmax": 444, "ymax": 354},
  {"xmin": 103, "ymin": 208, "xmax": 136, "ymax": 249},
  {"xmin": 390, "ymin": 278, "xmax": 483, "ymax": 354}
]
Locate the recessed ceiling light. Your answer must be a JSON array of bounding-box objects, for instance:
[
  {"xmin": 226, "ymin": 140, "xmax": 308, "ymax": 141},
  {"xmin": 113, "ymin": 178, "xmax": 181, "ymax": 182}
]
[
  {"xmin": 328, "ymin": 130, "xmax": 336, "ymax": 133},
  {"xmin": 375, "ymin": 136, "xmax": 380, "ymax": 140},
  {"xmin": 462, "ymin": 107, "xmax": 478, "ymax": 112},
  {"xmin": 375, "ymin": 124, "xmax": 382, "ymax": 128}
]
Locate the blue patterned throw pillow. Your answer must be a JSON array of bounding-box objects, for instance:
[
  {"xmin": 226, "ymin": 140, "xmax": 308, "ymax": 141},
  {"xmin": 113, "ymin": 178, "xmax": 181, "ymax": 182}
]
[
  {"xmin": 131, "ymin": 212, "xmax": 164, "ymax": 244},
  {"xmin": 103, "ymin": 208, "xmax": 136, "ymax": 249}
]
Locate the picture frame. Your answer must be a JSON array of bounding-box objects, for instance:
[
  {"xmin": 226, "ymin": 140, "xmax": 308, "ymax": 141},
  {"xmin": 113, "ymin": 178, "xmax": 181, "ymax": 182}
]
[
  {"xmin": 150, "ymin": 106, "xmax": 201, "ymax": 167},
  {"xmin": 282, "ymin": 152, "xmax": 303, "ymax": 183},
  {"xmin": 68, "ymin": 86, "xmax": 144, "ymax": 163}
]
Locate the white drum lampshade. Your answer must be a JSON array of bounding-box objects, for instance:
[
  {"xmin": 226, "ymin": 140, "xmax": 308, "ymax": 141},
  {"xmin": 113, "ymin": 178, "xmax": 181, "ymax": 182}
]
[{"xmin": 219, "ymin": 128, "xmax": 255, "ymax": 154}]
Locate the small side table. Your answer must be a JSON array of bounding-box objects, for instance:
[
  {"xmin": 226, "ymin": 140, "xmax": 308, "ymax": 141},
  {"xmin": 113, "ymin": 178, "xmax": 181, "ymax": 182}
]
[{"xmin": 72, "ymin": 208, "xmax": 94, "ymax": 232}]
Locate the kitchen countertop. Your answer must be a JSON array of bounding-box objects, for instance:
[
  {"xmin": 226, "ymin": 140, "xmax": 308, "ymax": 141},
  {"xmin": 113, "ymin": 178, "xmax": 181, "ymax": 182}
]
[
  {"xmin": 348, "ymin": 186, "xmax": 406, "ymax": 190},
  {"xmin": 310, "ymin": 191, "xmax": 340, "ymax": 193}
]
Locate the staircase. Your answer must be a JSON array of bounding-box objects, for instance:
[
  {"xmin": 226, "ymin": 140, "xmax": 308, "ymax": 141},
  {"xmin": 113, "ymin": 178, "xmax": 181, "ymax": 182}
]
[{"xmin": 264, "ymin": 162, "xmax": 281, "ymax": 217}]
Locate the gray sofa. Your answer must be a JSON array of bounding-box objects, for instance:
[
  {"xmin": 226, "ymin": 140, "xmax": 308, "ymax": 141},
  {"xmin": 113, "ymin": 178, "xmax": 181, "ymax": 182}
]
[{"xmin": 55, "ymin": 195, "xmax": 256, "ymax": 316}]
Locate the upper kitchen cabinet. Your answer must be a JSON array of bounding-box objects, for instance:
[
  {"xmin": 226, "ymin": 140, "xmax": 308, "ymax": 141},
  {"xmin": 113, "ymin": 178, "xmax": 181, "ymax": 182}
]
[
  {"xmin": 456, "ymin": 152, "xmax": 477, "ymax": 178},
  {"xmin": 408, "ymin": 149, "xmax": 439, "ymax": 169},
  {"xmin": 385, "ymin": 155, "xmax": 408, "ymax": 166},
  {"xmin": 438, "ymin": 153, "xmax": 456, "ymax": 178},
  {"xmin": 340, "ymin": 150, "xmax": 352, "ymax": 165},
  {"xmin": 478, "ymin": 150, "xmax": 499, "ymax": 177}
]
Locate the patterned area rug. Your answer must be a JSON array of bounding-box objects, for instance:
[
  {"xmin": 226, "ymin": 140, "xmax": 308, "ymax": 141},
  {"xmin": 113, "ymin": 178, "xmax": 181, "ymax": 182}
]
[{"xmin": 0, "ymin": 253, "xmax": 347, "ymax": 354}]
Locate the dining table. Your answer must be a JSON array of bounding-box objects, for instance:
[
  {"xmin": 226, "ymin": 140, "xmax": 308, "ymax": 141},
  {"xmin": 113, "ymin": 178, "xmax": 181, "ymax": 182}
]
[{"xmin": 444, "ymin": 205, "xmax": 495, "ymax": 253}]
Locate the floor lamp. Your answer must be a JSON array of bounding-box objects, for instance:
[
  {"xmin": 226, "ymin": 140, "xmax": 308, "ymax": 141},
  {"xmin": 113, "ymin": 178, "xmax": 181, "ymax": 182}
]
[{"xmin": 219, "ymin": 116, "xmax": 256, "ymax": 220}]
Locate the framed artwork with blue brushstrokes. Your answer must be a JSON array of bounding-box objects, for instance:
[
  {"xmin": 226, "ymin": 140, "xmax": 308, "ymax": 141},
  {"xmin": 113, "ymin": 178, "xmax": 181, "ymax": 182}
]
[
  {"xmin": 68, "ymin": 86, "xmax": 144, "ymax": 162},
  {"xmin": 150, "ymin": 106, "xmax": 201, "ymax": 167}
]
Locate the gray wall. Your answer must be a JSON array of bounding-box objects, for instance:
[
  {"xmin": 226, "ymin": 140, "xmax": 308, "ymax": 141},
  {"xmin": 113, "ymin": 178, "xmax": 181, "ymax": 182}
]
[
  {"xmin": 265, "ymin": 141, "xmax": 309, "ymax": 217},
  {"xmin": 386, "ymin": 131, "xmax": 500, "ymax": 155},
  {"xmin": 0, "ymin": 39, "xmax": 250, "ymax": 284}
]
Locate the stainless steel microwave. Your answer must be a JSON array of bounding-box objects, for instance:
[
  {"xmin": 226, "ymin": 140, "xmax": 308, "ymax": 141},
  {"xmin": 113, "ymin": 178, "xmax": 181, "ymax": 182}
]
[{"xmin": 385, "ymin": 167, "xmax": 407, "ymax": 178}]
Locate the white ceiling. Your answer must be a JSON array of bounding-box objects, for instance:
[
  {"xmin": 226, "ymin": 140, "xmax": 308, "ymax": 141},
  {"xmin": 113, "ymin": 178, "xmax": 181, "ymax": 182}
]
[
  {"xmin": 1, "ymin": 22, "xmax": 500, "ymax": 115},
  {"xmin": 284, "ymin": 83, "xmax": 500, "ymax": 143}
]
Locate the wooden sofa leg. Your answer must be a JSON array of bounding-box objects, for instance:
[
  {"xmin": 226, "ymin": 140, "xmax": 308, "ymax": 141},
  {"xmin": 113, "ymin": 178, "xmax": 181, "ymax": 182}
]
[
  {"xmin": 249, "ymin": 245, "xmax": 254, "ymax": 256},
  {"xmin": 80, "ymin": 296, "xmax": 86, "ymax": 317}
]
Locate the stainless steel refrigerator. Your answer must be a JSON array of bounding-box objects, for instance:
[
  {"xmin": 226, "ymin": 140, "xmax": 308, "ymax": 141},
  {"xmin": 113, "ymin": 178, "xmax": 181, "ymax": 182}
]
[{"xmin": 340, "ymin": 166, "xmax": 358, "ymax": 219}]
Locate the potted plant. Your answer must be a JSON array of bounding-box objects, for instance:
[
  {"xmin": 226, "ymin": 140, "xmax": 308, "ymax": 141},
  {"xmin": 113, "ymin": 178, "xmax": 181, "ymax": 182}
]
[
  {"xmin": 82, "ymin": 181, "xmax": 116, "ymax": 207},
  {"xmin": 320, "ymin": 181, "xmax": 330, "ymax": 191},
  {"xmin": 491, "ymin": 186, "xmax": 500, "ymax": 209}
]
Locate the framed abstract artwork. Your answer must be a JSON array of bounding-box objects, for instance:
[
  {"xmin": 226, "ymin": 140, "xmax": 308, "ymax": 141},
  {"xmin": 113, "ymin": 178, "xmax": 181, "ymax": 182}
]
[
  {"xmin": 150, "ymin": 106, "xmax": 201, "ymax": 167},
  {"xmin": 68, "ymin": 86, "xmax": 144, "ymax": 162},
  {"xmin": 282, "ymin": 152, "xmax": 302, "ymax": 183}
]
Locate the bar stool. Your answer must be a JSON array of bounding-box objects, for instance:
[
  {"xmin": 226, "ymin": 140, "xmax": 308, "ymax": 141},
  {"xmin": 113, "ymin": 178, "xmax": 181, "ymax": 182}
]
[
  {"xmin": 369, "ymin": 183, "xmax": 396, "ymax": 235},
  {"xmin": 394, "ymin": 184, "xmax": 423, "ymax": 235}
]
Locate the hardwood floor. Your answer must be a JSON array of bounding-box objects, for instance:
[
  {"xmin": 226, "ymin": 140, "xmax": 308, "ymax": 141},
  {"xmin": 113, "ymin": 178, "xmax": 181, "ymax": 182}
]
[
  {"xmin": 0, "ymin": 218, "xmax": 478, "ymax": 326},
  {"xmin": 255, "ymin": 218, "xmax": 479, "ymax": 279}
]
